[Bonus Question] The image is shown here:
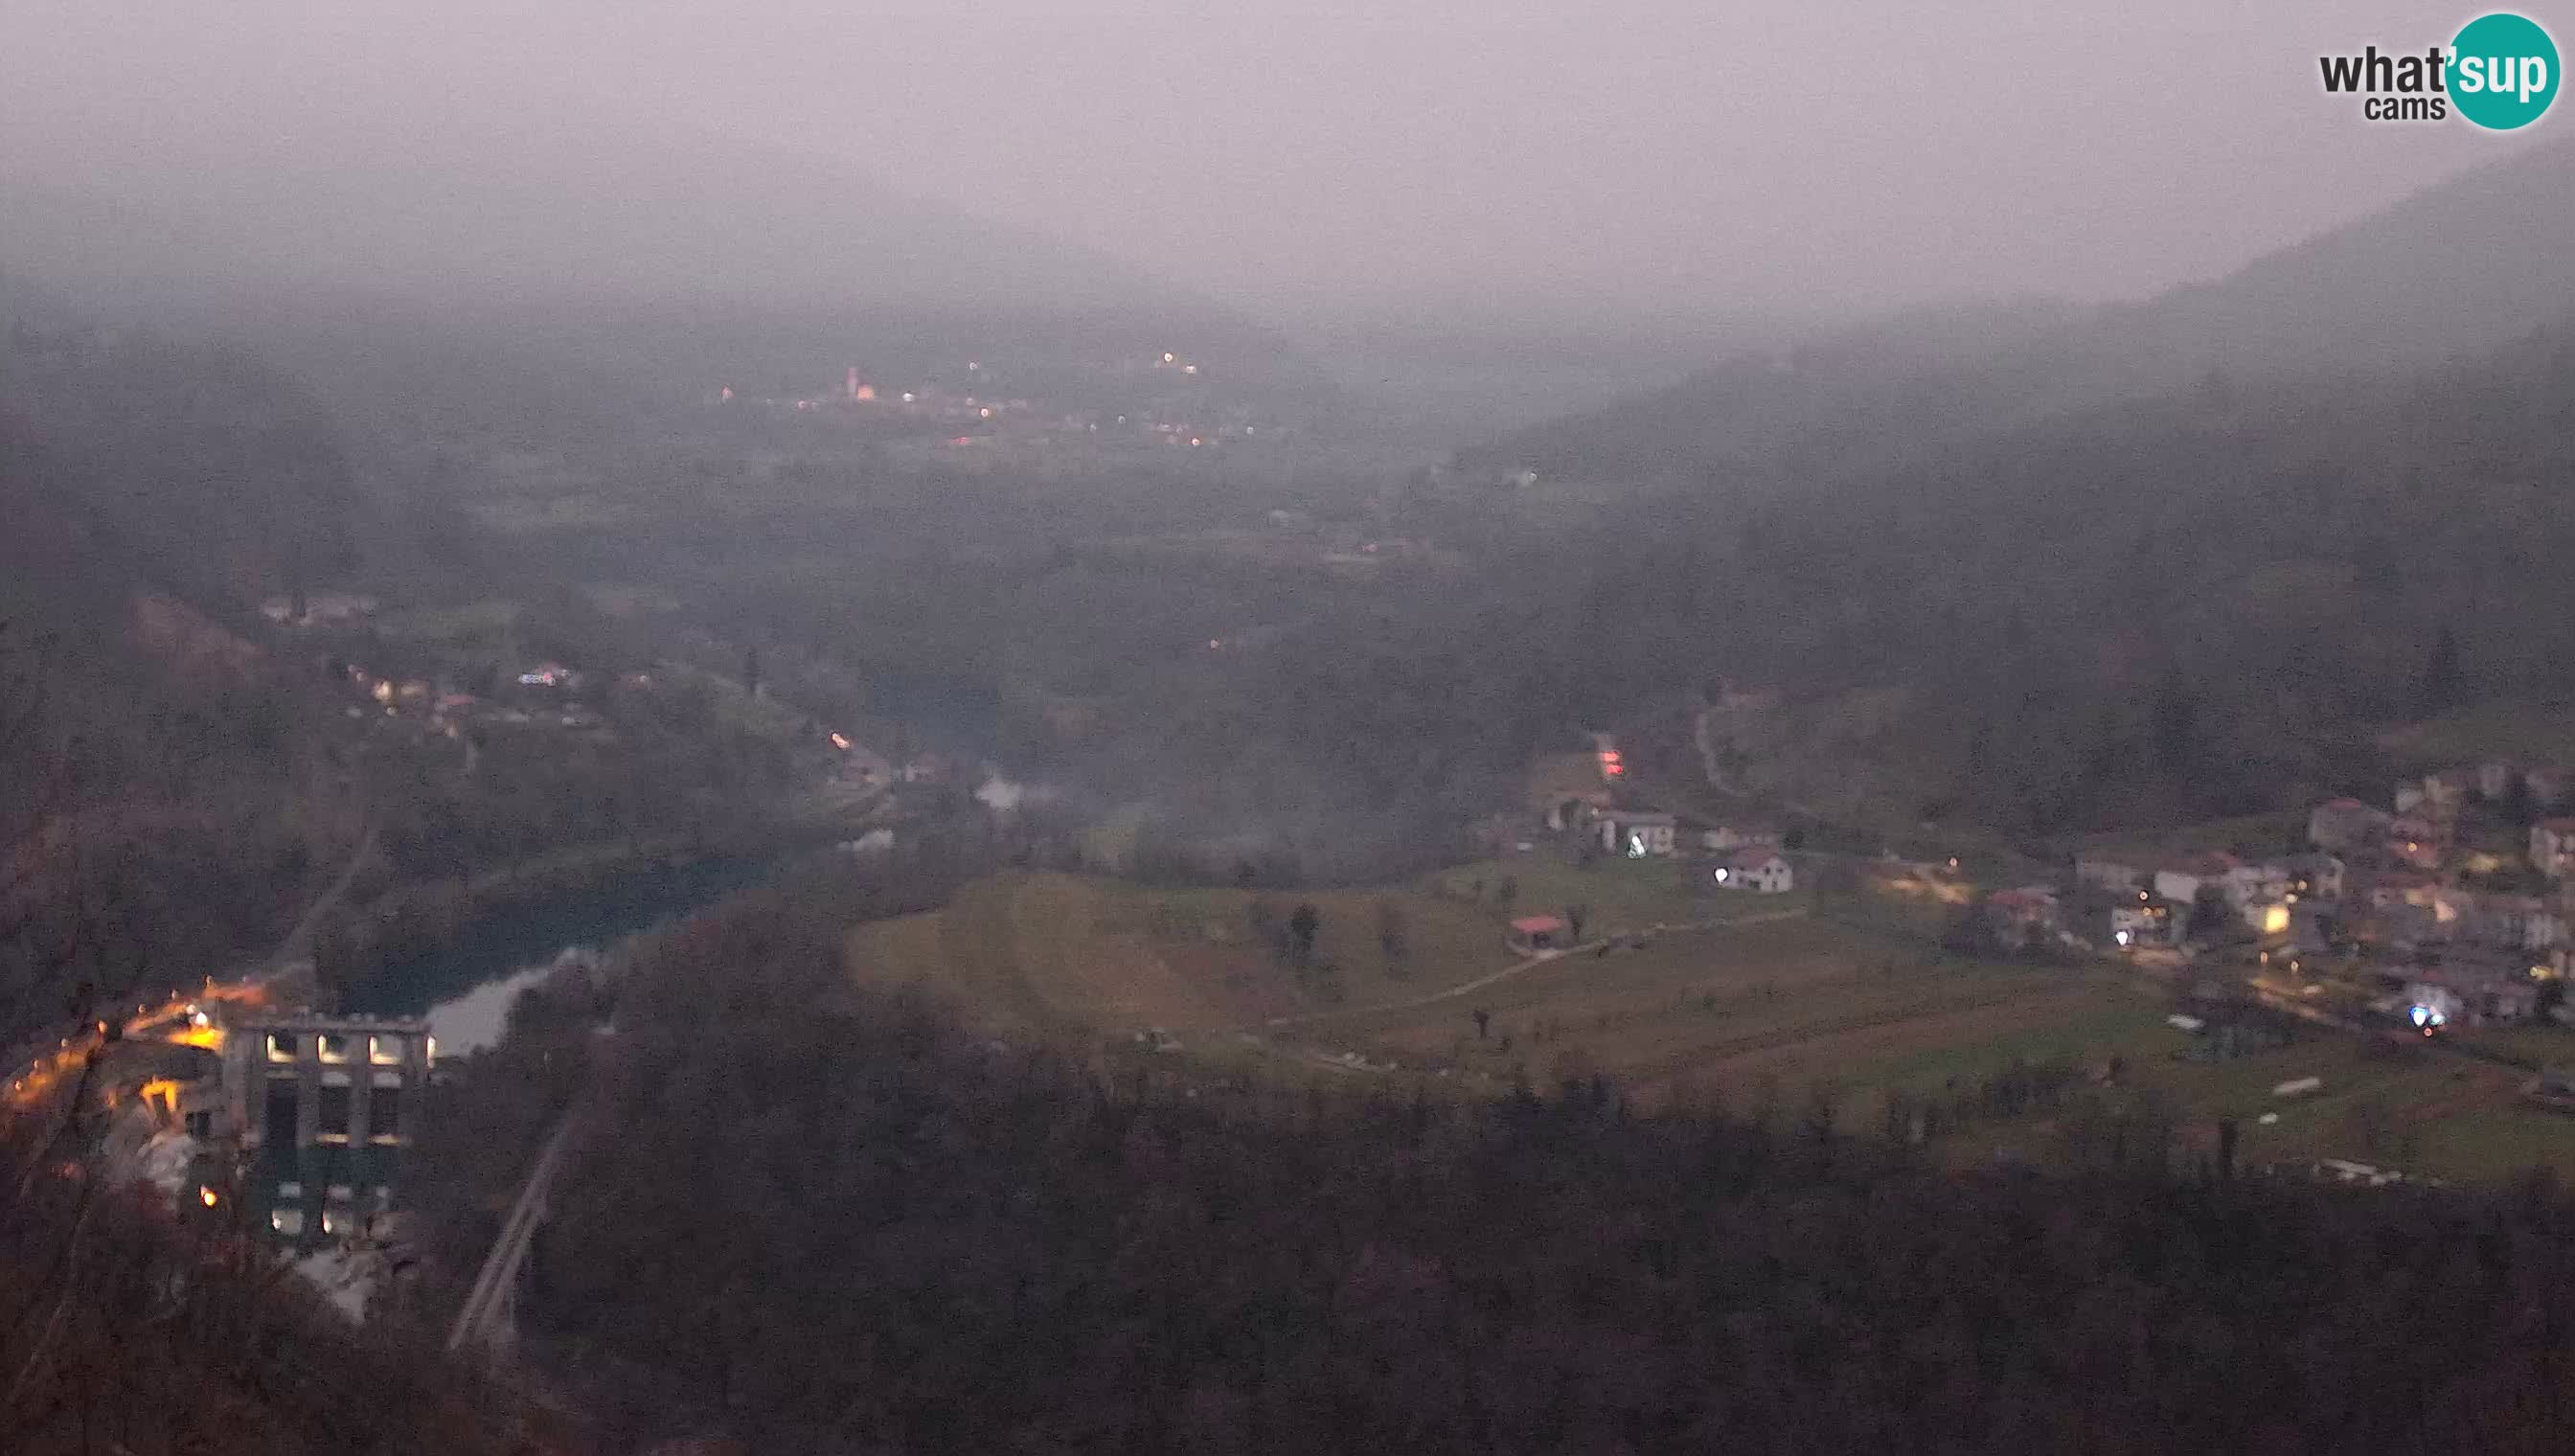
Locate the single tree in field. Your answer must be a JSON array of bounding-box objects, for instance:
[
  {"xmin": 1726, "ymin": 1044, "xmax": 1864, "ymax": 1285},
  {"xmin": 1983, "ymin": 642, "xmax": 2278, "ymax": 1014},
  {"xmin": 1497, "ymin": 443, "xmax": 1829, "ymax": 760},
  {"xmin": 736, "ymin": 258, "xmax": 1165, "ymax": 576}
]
[
  {"xmin": 1472, "ymin": 1008, "xmax": 1491, "ymax": 1041},
  {"xmin": 1376, "ymin": 900, "xmax": 1409, "ymax": 973},
  {"xmin": 1288, "ymin": 902, "xmax": 1320, "ymax": 966}
]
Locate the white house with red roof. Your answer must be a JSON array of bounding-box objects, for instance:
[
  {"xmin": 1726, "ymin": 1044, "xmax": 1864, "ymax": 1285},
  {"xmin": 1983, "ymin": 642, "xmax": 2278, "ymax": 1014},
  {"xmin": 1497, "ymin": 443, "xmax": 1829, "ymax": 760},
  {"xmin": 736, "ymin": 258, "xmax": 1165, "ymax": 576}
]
[
  {"xmin": 2306, "ymin": 798, "xmax": 2391, "ymax": 855},
  {"xmin": 1985, "ymin": 886, "xmax": 2062, "ymax": 948}
]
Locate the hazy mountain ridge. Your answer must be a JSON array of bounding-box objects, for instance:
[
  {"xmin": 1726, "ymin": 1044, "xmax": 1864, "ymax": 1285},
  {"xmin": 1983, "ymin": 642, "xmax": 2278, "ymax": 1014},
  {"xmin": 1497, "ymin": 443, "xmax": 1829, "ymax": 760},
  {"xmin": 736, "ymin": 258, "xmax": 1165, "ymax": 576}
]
[
  {"xmin": 1, "ymin": 114, "xmax": 1208, "ymax": 324},
  {"xmin": 1482, "ymin": 141, "xmax": 2575, "ymax": 482}
]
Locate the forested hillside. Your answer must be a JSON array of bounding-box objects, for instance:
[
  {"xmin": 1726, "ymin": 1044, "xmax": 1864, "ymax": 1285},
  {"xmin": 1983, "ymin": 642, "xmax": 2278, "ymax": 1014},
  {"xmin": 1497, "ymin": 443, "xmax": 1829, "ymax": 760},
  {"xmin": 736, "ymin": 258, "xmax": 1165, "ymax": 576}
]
[
  {"xmin": 1433, "ymin": 144, "xmax": 2575, "ymax": 835},
  {"xmin": 459, "ymin": 882, "xmax": 2575, "ymax": 1455},
  {"xmin": 0, "ymin": 289, "xmax": 359, "ymax": 613},
  {"xmin": 1478, "ymin": 315, "xmax": 2575, "ymax": 833},
  {"xmin": 0, "ymin": 293, "xmax": 380, "ymax": 1038},
  {"xmin": 0, "ymin": 1156, "xmax": 531, "ymax": 1455}
]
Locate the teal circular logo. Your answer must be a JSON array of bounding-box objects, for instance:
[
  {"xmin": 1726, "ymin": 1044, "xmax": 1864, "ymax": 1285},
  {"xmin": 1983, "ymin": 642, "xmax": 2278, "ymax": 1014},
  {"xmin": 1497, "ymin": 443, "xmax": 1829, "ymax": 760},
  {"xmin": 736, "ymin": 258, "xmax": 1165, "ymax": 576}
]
[{"xmin": 2451, "ymin": 12, "xmax": 2559, "ymax": 129}]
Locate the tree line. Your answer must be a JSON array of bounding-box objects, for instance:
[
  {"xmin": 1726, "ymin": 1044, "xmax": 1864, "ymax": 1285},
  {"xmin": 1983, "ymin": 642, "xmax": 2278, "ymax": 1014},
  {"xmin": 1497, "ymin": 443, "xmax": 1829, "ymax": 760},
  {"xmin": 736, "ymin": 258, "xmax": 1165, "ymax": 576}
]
[{"xmin": 416, "ymin": 875, "xmax": 2575, "ymax": 1454}]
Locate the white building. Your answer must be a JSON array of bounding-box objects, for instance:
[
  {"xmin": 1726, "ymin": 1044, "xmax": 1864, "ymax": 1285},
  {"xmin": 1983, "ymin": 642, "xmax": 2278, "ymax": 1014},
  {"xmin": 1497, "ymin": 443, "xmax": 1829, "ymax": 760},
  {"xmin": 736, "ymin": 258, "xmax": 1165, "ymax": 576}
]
[
  {"xmin": 2153, "ymin": 853, "xmax": 2240, "ymax": 910},
  {"xmin": 1600, "ymin": 810, "xmax": 1678, "ymax": 858},
  {"xmin": 2308, "ymin": 799, "xmax": 2391, "ymax": 854},
  {"xmin": 1701, "ymin": 823, "xmax": 1783, "ymax": 854},
  {"xmin": 2222, "ymin": 861, "xmax": 2291, "ymax": 910},
  {"xmin": 2109, "ymin": 900, "xmax": 2173, "ymax": 948},
  {"xmin": 1716, "ymin": 850, "xmax": 1793, "ymax": 894}
]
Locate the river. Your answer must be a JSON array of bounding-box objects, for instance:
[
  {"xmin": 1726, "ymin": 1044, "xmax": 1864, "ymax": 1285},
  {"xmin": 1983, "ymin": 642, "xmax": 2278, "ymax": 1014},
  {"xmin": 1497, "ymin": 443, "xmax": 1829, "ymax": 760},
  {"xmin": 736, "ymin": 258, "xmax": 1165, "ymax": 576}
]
[{"xmin": 339, "ymin": 853, "xmax": 784, "ymax": 1055}]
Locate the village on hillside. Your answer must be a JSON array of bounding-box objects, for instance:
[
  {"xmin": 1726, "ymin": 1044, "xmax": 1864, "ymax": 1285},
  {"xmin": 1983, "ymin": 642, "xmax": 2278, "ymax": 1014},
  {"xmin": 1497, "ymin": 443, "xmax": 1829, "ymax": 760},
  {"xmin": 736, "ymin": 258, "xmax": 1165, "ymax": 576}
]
[
  {"xmin": 1498, "ymin": 721, "xmax": 2575, "ymax": 1110},
  {"xmin": 2040, "ymin": 763, "xmax": 2575, "ymax": 1036}
]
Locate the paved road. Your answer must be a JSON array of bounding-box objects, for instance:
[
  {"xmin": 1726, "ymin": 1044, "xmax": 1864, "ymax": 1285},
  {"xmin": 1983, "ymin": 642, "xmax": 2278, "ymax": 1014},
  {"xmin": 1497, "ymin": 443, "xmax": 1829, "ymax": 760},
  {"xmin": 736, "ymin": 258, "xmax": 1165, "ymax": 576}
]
[
  {"xmin": 2245, "ymin": 978, "xmax": 2538, "ymax": 1079},
  {"xmin": 447, "ymin": 1108, "xmax": 580, "ymax": 1354}
]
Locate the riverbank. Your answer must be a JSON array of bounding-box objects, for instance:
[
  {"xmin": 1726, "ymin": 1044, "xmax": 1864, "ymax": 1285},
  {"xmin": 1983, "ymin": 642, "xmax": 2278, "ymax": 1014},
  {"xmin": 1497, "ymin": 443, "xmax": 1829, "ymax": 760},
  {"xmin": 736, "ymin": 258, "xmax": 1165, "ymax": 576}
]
[{"xmin": 313, "ymin": 829, "xmax": 827, "ymax": 1017}]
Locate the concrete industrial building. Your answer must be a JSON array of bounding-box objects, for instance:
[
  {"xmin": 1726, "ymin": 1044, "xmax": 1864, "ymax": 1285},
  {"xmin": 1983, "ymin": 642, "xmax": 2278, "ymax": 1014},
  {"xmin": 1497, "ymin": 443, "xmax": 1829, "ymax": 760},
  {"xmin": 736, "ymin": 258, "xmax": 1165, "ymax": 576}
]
[{"xmin": 221, "ymin": 1013, "xmax": 433, "ymax": 1245}]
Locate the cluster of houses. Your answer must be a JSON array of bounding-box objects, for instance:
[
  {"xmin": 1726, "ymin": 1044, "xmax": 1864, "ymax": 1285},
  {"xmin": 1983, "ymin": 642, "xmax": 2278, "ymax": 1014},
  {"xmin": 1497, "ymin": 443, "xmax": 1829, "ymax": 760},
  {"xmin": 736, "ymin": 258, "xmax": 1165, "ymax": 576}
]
[
  {"xmin": 2018, "ymin": 762, "xmax": 2575, "ymax": 1027},
  {"xmin": 1536, "ymin": 792, "xmax": 1797, "ymax": 897},
  {"xmin": 335, "ymin": 659, "xmax": 618, "ymax": 740}
]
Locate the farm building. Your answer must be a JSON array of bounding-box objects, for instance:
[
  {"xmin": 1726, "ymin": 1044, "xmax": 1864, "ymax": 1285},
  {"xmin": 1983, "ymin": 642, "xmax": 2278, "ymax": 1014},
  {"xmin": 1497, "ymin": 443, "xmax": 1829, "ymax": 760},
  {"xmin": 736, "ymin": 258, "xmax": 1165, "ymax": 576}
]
[
  {"xmin": 1715, "ymin": 850, "xmax": 1793, "ymax": 895},
  {"xmin": 1510, "ymin": 915, "xmax": 1570, "ymax": 952}
]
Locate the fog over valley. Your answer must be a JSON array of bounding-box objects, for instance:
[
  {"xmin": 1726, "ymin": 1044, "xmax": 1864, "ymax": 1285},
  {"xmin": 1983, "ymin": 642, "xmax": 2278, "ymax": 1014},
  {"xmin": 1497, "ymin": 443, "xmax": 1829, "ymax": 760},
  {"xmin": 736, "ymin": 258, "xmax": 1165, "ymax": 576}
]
[{"xmin": 11, "ymin": 6, "xmax": 2575, "ymax": 1454}]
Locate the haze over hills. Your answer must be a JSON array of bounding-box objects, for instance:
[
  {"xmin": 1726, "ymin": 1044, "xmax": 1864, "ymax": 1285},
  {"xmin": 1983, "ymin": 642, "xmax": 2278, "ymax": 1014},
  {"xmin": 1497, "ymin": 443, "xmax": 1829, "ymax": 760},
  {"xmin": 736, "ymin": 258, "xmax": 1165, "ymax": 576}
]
[
  {"xmin": 32, "ymin": 8, "xmax": 2575, "ymax": 1453},
  {"xmin": 1, "ymin": 127, "xmax": 1410, "ymax": 478},
  {"xmin": 1482, "ymin": 139, "xmax": 2575, "ymax": 482},
  {"xmin": 1, "ymin": 111, "xmax": 1204, "ymax": 326}
]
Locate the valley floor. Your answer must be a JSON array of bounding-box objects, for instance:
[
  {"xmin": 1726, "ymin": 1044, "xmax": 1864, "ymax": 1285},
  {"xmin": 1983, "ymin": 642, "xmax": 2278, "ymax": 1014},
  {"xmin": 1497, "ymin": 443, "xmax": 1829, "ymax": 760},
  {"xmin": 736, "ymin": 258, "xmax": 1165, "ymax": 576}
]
[{"xmin": 845, "ymin": 861, "xmax": 2575, "ymax": 1187}]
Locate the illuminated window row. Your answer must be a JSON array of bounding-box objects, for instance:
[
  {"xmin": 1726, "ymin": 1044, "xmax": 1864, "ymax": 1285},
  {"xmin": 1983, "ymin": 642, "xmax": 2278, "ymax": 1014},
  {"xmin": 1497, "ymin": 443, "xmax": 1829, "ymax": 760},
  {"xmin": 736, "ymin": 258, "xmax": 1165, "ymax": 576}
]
[{"xmin": 263, "ymin": 1032, "xmax": 416, "ymax": 1065}]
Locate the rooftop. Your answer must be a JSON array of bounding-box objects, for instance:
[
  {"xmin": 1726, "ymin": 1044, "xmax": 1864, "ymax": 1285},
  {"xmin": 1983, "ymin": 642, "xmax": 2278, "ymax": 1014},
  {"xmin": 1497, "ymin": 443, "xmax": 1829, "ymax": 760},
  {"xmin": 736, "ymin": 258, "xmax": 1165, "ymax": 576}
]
[{"xmin": 233, "ymin": 1012, "xmax": 430, "ymax": 1035}]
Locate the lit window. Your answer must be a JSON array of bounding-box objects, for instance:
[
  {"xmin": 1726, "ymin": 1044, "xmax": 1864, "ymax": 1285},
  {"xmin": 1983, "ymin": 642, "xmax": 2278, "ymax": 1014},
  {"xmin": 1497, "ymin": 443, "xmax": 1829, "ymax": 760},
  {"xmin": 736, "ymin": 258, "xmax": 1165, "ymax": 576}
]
[
  {"xmin": 369, "ymin": 1034, "xmax": 403, "ymax": 1065},
  {"xmin": 271, "ymin": 1209, "xmax": 305, "ymax": 1237},
  {"xmin": 265, "ymin": 1032, "xmax": 297, "ymax": 1063},
  {"xmin": 317, "ymin": 1034, "xmax": 351, "ymax": 1064}
]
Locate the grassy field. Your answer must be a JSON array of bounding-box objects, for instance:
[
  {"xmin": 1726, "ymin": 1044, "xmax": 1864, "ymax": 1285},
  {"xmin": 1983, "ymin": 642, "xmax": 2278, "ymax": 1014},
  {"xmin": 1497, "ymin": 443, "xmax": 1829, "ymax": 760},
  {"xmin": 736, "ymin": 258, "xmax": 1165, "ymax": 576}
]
[
  {"xmin": 843, "ymin": 871, "xmax": 1519, "ymax": 1038},
  {"xmin": 1271, "ymin": 912, "xmax": 2090, "ymax": 1102},
  {"xmin": 2377, "ymin": 701, "xmax": 2575, "ymax": 768},
  {"xmin": 2449, "ymin": 1022, "xmax": 2575, "ymax": 1071},
  {"xmin": 1427, "ymin": 853, "xmax": 1757, "ymax": 933},
  {"xmin": 839, "ymin": 869, "xmax": 2575, "ymax": 1184},
  {"xmin": 2074, "ymin": 808, "xmax": 2308, "ymax": 864},
  {"xmin": 2406, "ymin": 1103, "xmax": 2575, "ymax": 1183}
]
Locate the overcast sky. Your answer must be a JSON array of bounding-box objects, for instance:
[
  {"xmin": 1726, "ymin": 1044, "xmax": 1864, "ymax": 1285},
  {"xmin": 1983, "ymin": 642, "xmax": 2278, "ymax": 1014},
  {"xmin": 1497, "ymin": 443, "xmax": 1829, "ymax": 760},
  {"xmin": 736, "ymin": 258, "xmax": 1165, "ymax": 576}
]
[{"xmin": 0, "ymin": 1, "xmax": 2552, "ymax": 328}]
